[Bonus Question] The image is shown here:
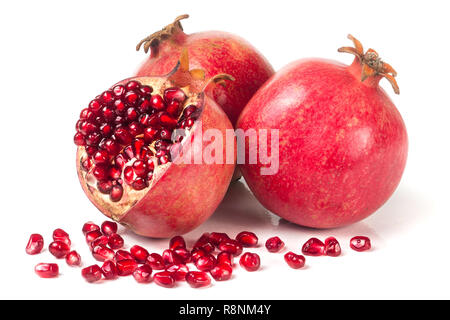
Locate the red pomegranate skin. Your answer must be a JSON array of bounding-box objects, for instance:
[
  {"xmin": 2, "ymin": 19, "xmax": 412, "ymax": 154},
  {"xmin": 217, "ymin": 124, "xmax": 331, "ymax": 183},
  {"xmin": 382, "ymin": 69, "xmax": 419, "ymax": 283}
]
[
  {"xmin": 237, "ymin": 58, "xmax": 408, "ymax": 228},
  {"xmin": 136, "ymin": 30, "xmax": 274, "ymax": 126}
]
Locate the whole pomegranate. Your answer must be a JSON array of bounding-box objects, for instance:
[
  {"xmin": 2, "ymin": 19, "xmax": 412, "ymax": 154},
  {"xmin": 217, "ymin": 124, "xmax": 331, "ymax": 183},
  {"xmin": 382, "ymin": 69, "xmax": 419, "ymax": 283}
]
[
  {"xmin": 135, "ymin": 14, "xmax": 274, "ymax": 126},
  {"xmin": 237, "ymin": 35, "xmax": 408, "ymax": 228},
  {"xmin": 74, "ymin": 51, "xmax": 235, "ymax": 238}
]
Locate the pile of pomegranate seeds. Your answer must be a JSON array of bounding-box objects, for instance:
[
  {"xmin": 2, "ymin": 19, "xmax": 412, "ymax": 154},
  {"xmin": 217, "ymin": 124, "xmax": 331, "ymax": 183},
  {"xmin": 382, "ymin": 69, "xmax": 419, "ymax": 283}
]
[
  {"xmin": 26, "ymin": 223, "xmax": 371, "ymax": 286},
  {"xmin": 74, "ymin": 80, "xmax": 200, "ymax": 202}
]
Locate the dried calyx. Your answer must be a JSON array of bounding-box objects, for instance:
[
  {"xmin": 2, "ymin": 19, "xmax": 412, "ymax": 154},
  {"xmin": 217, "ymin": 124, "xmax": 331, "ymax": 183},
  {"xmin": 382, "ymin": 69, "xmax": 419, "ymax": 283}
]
[
  {"xmin": 338, "ymin": 34, "xmax": 399, "ymax": 94},
  {"xmin": 74, "ymin": 49, "xmax": 233, "ymax": 211}
]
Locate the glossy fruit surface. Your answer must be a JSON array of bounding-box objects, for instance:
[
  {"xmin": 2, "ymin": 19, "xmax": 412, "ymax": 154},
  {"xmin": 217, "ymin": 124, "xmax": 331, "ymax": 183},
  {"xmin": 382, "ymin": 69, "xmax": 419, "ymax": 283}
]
[
  {"xmin": 185, "ymin": 271, "xmax": 211, "ymax": 288},
  {"xmin": 302, "ymin": 238, "xmax": 325, "ymax": 256},
  {"xmin": 284, "ymin": 252, "xmax": 305, "ymax": 269},
  {"xmin": 26, "ymin": 234, "xmax": 44, "ymax": 255},
  {"xmin": 136, "ymin": 15, "xmax": 274, "ymax": 126},
  {"xmin": 35, "ymin": 263, "xmax": 59, "ymax": 278},
  {"xmin": 237, "ymin": 35, "xmax": 407, "ymax": 228},
  {"xmin": 350, "ymin": 236, "xmax": 371, "ymax": 251},
  {"xmin": 82, "ymin": 265, "xmax": 103, "ymax": 283},
  {"xmin": 239, "ymin": 252, "xmax": 260, "ymax": 272}
]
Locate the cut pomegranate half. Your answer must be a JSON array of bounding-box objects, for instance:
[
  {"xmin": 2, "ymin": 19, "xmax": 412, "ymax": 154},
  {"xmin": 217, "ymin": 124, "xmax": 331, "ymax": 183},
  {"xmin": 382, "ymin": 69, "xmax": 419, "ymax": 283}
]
[{"xmin": 75, "ymin": 50, "xmax": 235, "ymax": 238}]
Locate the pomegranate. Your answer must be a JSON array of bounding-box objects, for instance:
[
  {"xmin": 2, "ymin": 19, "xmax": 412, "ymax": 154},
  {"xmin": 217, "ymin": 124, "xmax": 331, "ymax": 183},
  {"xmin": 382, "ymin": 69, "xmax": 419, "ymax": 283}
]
[
  {"xmin": 74, "ymin": 51, "xmax": 235, "ymax": 238},
  {"xmin": 26, "ymin": 234, "xmax": 44, "ymax": 255},
  {"xmin": 135, "ymin": 14, "xmax": 274, "ymax": 127},
  {"xmin": 35, "ymin": 263, "xmax": 59, "ymax": 278},
  {"xmin": 237, "ymin": 35, "xmax": 407, "ymax": 228},
  {"xmin": 169, "ymin": 235, "xmax": 186, "ymax": 250}
]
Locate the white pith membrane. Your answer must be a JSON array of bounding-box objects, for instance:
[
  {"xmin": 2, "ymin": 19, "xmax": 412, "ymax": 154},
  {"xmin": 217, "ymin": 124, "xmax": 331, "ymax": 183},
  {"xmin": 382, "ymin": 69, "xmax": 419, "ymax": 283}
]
[{"xmin": 76, "ymin": 79, "xmax": 203, "ymax": 220}]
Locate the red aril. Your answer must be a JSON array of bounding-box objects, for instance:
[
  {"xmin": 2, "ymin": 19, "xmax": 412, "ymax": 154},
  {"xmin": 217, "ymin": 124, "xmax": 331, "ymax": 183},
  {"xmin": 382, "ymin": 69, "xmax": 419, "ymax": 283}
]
[
  {"xmin": 92, "ymin": 245, "xmax": 115, "ymax": 262},
  {"xmin": 52, "ymin": 228, "xmax": 71, "ymax": 246},
  {"xmin": 108, "ymin": 233, "xmax": 124, "ymax": 250},
  {"xmin": 82, "ymin": 222, "xmax": 100, "ymax": 235},
  {"xmin": 26, "ymin": 234, "xmax": 44, "ymax": 255},
  {"xmin": 133, "ymin": 264, "xmax": 153, "ymax": 283},
  {"xmin": 302, "ymin": 238, "xmax": 325, "ymax": 256},
  {"xmin": 218, "ymin": 239, "xmax": 243, "ymax": 256},
  {"xmin": 101, "ymin": 221, "xmax": 118, "ymax": 236},
  {"xmin": 166, "ymin": 264, "xmax": 189, "ymax": 281},
  {"xmin": 185, "ymin": 271, "xmax": 211, "ymax": 288},
  {"xmin": 75, "ymin": 51, "xmax": 235, "ymax": 238},
  {"xmin": 210, "ymin": 263, "xmax": 232, "ymax": 281},
  {"xmin": 195, "ymin": 254, "xmax": 217, "ymax": 272},
  {"xmin": 239, "ymin": 252, "xmax": 260, "ymax": 272},
  {"xmin": 85, "ymin": 230, "xmax": 102, "ymax": 245},
  {"xmin": 265, "ymin": 236, "xmax": 284, "ymax": 253},
  {"xmin": 116, "ymin": 259, "xmax": 138, "ymax": 276},
  {"xmin": 169, "ymin": 235, "xmax": 186, "ymax": 250},
  {"xmin": 135, "ymin": 15, "xmax": 274, "ymax": 127},
  {"xmin": 208, "ymin": 232, "xmax": 230, "ymax": 246},
  {"xmin": 35, "ymin": 263, "xmax": 59, "ymax": 278},
  {"xmin": 324, "ymin": 237, "xmax": 341, "ymax": 257},
  {"xmin": 237, "ymin": 35, "xmax": 407, "ymax": 228},
  {"xmin": 173, "ymin": 247, "xmax": 191, "ymax": 264},
  {"xmin": 101, "ymin": 260, "xmax": 118, "ymax": 280},
  {"xmin": 350, "ymin": 236, "xmax": 371, "ymax": 252},
  {"xmin": 154, "ymin": 271, "xmax": 176, "ymax": 288},
  {"xmin": 49, "ymin": 241, "xmax": 70, "ymax": 259},
  {"xmin": 65, "ymin": 251, "xmax": 81, "ymax": 266},
  {"xmin": 162, "ymin": 249, "xmax": 182, "ymax": 266},
  {"xmin": 146, "ymin": 253, "xmax": 165, "ymax": 270},
  {"xmin": 284, "ymin": 252, "xmax": 306, "ymax": 269},
  {"xmin": 236, "ymin": 231, "xmax": 258, "ymax": 247},
  {"xmin": 82, "ymin": 265, "xmax": 103, "ymax": 283},
  {"xmin": 130, "ymin": 245, "xmax": 149, "ymax": 263},
  {"xmin": 217, "ymin": 251, "xmax": 233, "ymax": 267},
  {"xmin": 190, "ymin": 247, "xmax": 207, "ymax": 263},
  {"xmin": 90, "ymin": 235, "xmax": 109, "ymax": 250},
  {"xmin": 115, "ymin": 250, "xmax": 134, "ymax": 262}
]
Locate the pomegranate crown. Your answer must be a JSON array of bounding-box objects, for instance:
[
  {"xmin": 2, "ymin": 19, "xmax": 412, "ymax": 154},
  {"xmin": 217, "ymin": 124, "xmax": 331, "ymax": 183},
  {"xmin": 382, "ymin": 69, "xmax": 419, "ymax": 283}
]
[
  {"xmin": 136, "ymin": 14, "xmax": 189, "ymax": 54},
  {"xmin": 338, "ymin": 34, "xmax": 399, "ymax": 94}
]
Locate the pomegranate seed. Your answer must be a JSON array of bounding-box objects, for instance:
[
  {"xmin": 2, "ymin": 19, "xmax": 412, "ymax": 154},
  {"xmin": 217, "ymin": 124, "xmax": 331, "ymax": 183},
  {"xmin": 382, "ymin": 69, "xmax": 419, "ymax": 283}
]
[
  {"xmin": 130, "ymin": 245, "xmax": 149, "ymax": 263},
  {"xmin": 93, "ymin": 150, "xmax": 110, "ymax": 164},
  {"xmin": 49, "ymin": 241, "xmax": 70, "ymax": 259},
  {"xmin": 128, "ymin": 121, "xmax": 142, "ymax": 136},
  {"xmin": 324, "ymin": 237, "xmax": 341, "ymax": 257},
  {"xmin": 195, "ymin": 254, "xmax": 217, "ymax": 272},
  {"xmin": 116, "ymin": 259, "xmax": 138, "ymax": 276},
  {"xmin": 208, "ymin": 232, "xmax": 230, "ymax": 246},
  {"xmin": 115, "ymin": 250, "xmax": 134, "ymax": 262},
  {"xmin": 97, "ymin": 181, "xmax": 113, "ymax": 194},
  {"xmin": 82, "ymin": 265, "xmax": 103, "ymax": 283},
  {"xmin": 159, "ymin": 113, "xmax": 177, "ymax": 128},
  {"xmin": 146, "ymin": 253, "xmax": 165, "ymax": 270},
  {"xmin": 101, "ymin": 260, "xmax": 118, "ymax": 280},
  {"xmin": 218, "ymin": 239, "xmax": 243, "ymax": 256},
  {"xmin": 191, "ymin": 248, "xmax": 207, "ymax": 263},
  {"xmin": 133, "ymin": 264, "xmax": 153, "ymax": 283},
  {"xmin": 85, "ymin": 230, "xmax": 102, "ymax": 245},
  {"xmin": 88, "ymin": 99, "xmax": 102, "ymax": 112},
  {"xmin": 164, "ymin": 87, "xmax": 186, "ymax": 103},
  {"xmin": 284, "ymin": 252, "xmax": 306, "ymax": 269},
  {"xmin": 101, "ymin": 90, "xmax": 114, "ymax": 104},
  {"xmin": 112, "ymin": 84, "xmax": 126, "ymax": 97},
  {"xmin": 169, "ymin": 235, "xmax": 186, "ymax": 250},
  {"xmin": 140, "ymin": 85, "xmax": 153, "ymax": 96},
  {"xmin": 162, "ymin": 249, "xmax": 182, "ymax": 266},
  {"xmin": 82, "ymin": 222, "xmax": 100, "ymax": 235},
  {"xmin": 236, "ymin": 231, "xmax": 258, "ymax": 247},
  {"xmin": 210, "ymin": 263, "xmax": 232, "ymax": 281},
  {"xmin": 35, "ymin": 263, "xmax": 59, "ymax": 278},
  {"xmin": 217, "ymin": 251, "xmax": 233, "ymax": 267},
  {"xmin": 183, "ymin": 105, "xmax": 197, "ymax": 117},
  {"xmin": 151, "ymin": 94, "xmax": 165, "ymax": 110},
  {"xmin": 126, "ymin": 107, "xmax": 138, "ymax": 121},
  {"xmin": 110, "ymin": 184, "xmax": 123, "ymax": 202},
  {"xmin": 173, "ymin": 247, "xmax": 191, "ymax": 264},
  {"xmin": 52, "ymin": 228, "xmax": 71, "ymax": 246},
  {"xmin": 26, "ymin": 234, "xmax": 44, "ymax": 255},
  {"xmin": 114, "ymin": 127, "xmax": 132, "ymax": 145},
  {"xmin": 101, "ymin": 221, "xmax": 118, "ymax": 236},
  {"xmin": 124, "ymin": 91, "xmax": 139, "ymax": 106},
  {"xmin": 154, "ymin": 271, "xmax": 175, "ymax": 288},
  {"xmin": 108, "ymin": 233, "xmax": 124, "ymax": 250},
  {"xmin": 92, "ymin": 245, "xmax": 115, "ymax": 262},
  {"xmin": 92, "ymin": 165, "xmax": 109, "ymax": 181},
  {"xmin": 66, "ymin": 251, "xmax": 82, "ymax": 266},
  {"xmin": 350, "ymin": 236, "xmax": 371, "ymax": 252},
  {"xmin": 239, "ymin": 252, "xmax": 261, "ymax": 272},
  {"xmin": 265, "ymin": 236, "xmax": 285, "ymax": 253},
  {"xmin": 126, "ymin": 80, "xmax": 141, "ymax": 91},
  {"xmin": 186, "ymin": 271, "xmax": 211, "ymax": 288},
  {"xmin": 74, "ymin": 132, "xmax": 86, "ymax": 146},
  {"xmin": 166, "ymin": 100, "xmax": 181, "ymax": 117},
  {"xmin": 302, "ymin": 238, "xmax": 325, "ymax": 256},
  {"xmin": 166, "ymin": 264, "xmax": 189, "ymax": 281}
]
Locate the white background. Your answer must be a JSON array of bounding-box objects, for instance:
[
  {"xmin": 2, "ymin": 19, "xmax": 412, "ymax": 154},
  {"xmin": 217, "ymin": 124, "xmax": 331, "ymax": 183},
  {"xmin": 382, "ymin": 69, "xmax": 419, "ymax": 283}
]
[{"xmin": 0, "ymin": 0, "xmax": 449, "ymax": 299}]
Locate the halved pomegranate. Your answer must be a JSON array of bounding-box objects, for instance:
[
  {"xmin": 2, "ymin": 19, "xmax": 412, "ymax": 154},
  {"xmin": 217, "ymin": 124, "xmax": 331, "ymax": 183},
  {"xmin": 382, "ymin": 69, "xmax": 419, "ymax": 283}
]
[{"xmin": 74, "ymin": 51, "xmax": 235, "ymax": 238}]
